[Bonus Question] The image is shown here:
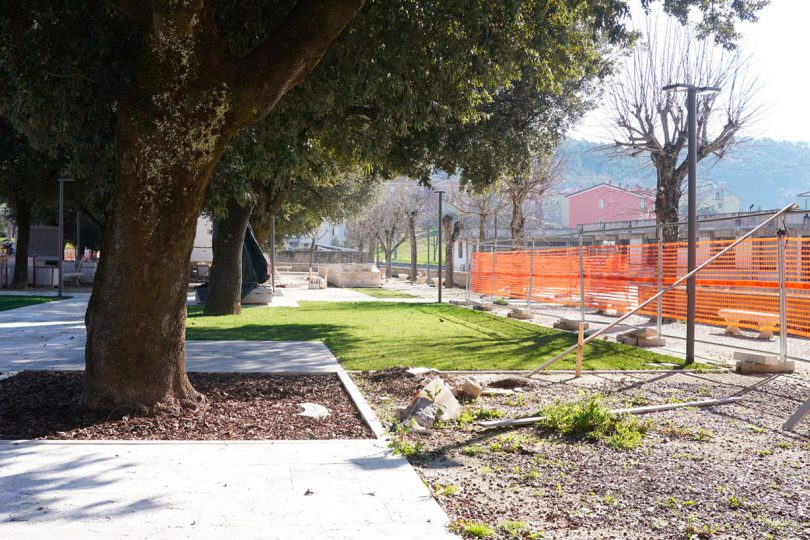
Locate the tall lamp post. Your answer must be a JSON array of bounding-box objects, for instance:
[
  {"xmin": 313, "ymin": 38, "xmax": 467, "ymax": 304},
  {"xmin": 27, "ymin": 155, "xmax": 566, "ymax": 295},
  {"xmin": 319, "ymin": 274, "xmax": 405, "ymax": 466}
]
[
  {"xmin": 662, "ymin": 83, "xmax": 720, "ymax": 363},
  {"xmin": 436, "ymin": 190, "xmax": 445, "ymax": 303},
  {"xmin": 57, "ymin": 177, "xmax": 75, "ymax": 298}
]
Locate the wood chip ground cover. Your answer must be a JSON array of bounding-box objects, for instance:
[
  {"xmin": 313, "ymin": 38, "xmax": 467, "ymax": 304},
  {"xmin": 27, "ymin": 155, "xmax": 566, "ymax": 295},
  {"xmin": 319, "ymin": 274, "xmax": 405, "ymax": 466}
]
[
  {"xmin": 0, "ymin": 371, "xmax": 372, "ymax": 440},
  {"xmin": 355, "ymin": 369, "xmax": 810, "ymax": 539}
]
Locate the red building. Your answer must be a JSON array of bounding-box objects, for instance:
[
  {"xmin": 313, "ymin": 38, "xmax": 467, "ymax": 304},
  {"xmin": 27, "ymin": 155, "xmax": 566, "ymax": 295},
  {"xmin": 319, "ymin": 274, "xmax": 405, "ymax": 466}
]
[{"xmin": 561, "ymin": 182, "xmax": 655, "ymax": 228}]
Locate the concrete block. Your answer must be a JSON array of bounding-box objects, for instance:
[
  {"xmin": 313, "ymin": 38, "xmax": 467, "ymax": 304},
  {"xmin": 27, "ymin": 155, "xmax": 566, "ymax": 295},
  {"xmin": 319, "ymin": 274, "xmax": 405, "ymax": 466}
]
[
  {"xmin": 636, "ymin": 337, "xmax": 666, "ymax": 347},
  {"xmin": 508, "ymin": 308, "xmax": 533, "ymax": 320},
  {"xmin": 553, "ymin": 318, "xmax": 588, "ymax": 332},
  {"xmin": 736, "ymin": 360, "xmax": 794, "ymax": 375},
  {"xmin": 732, "ymin": 351, "xmax": 779, "ymax": 365},
  {"xmin": 629, "ymin": 327, "xmax": 659, "ymax": 338}
]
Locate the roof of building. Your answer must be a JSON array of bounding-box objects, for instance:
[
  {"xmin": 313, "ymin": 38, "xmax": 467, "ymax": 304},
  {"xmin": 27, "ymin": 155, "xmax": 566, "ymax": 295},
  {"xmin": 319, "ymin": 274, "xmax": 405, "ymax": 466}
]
[{"xmin": 564, "ymin": 182, "xmax": 653, "ymax": 199}]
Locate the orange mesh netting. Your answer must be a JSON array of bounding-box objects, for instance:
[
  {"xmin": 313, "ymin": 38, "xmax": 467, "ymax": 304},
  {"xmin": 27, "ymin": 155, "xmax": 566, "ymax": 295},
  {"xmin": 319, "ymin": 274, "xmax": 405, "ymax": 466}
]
[{"xmin": 470, "ymin": 237, "xmax": 810, "ymax": 338}]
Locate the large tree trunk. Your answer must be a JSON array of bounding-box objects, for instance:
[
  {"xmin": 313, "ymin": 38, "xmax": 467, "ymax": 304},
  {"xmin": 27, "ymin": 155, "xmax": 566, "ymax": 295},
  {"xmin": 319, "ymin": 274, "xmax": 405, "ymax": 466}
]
[
  {"xmin": 204, "ymin": 198, "xmax": 253, "ymax": 316},
  {"xmin": 655, "ymin": 159, "xmax": 684, "ymax": 243},
  {"xmin": 11, "ymin": 196, "xmax": 32, "ymax": 289},
  {"xmin": 80, "ymin": 1, "xmax": 362, "ymax": 413},
  {"xmin": 478, "ymin": 212, "xmax": 486, "ymax": 244},
  {"xmin": 408, "ymin": 212, "xmax": 418, "ymax": 281},
  {"xmin": 510, "ymin": 193, "xmax": 525, "ymax": 247}
]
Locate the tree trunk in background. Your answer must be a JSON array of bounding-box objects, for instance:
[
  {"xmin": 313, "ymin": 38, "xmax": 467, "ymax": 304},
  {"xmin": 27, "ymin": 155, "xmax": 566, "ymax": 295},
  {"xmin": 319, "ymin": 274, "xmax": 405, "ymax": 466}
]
[
  {"xmin": 478, "ymin": 212, "xmax": 486, "ymax": 243},
  {"xmin": 408, "ymin": 212, "xmax": 418, "ymax": 281},
  {"xmin": 11, "ymin": 196, "xmax": 32, "ymax": 289},
  {"xmin": 655, "ymin": 160, "xmax": 685, "ymax": 243},
  {"xmin": 509, "ymin": 193, "xmax": 525, "ymax": 247},
  {"xmin": 204, "ymin": 198, "xmax": 253, "ymax": 316},
  {"xmin": 368, "ymin": 235, "xmax": 377, "ymax": 265},
  {"xmin": 308, "ymin": 235, "xmax": 318, "ymax": 269},
  {"xmin": 442, "ymin": 215, "xmax": 462, "ymax": 288}
]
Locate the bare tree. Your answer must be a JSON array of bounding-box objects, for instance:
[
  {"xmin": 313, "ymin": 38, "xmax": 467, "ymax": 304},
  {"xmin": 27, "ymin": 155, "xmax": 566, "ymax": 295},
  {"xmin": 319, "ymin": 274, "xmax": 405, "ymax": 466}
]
[
  {"xmin": 503, "ymin": 152, "xmax": 565, "ymax": 246},
  {"xmin": 354, "ymin": 185, "xmax": 423, "ymax": 278},
  {"xmin": 449, "ymin": 186, "xmax": 508, "ymax": 244},
  {"xmin": 606, "ymin": 19, "xmax": 758, "ymax": 241}
]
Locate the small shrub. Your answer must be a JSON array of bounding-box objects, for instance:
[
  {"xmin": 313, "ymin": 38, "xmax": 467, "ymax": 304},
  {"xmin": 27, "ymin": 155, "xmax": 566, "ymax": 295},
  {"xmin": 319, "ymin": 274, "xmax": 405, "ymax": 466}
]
[
  {"xmin": 726, "ymin": 495, "xmax": 745, "ymax": 509},
  {"xmin": 690, "ymin": 428, "xmax": 714, "ymax": 442},
  {"xmin": 775, "ymin": 441, "xmax": 793, "ymax": 449},
  {"xmin": 490, "ymin": 433, "xmax": 533, "ymax": 454},
  {"xmin": 754, "ymin": 448, "xmax": 773, "ymax": 457},
  {"xmin": 536, "ymin": 393, "xmax": 648, "ymax": 450},
  {"xmin": 474, "ymin": 406, "xmax": 504, "ymax": 420},
  {"xmin": 462, "ymin": 444, "xmax": 485, "ymax": 457},
  {"xmin": 433, "ymin": 483, "xmax": 459, "ymax": 497},
  {"xmin": 450, "ymin": 520, "xmax": 495, "ymax": 539},
  {"xmin": 493, "ymin": 297, "xmax": 509, "ymax": 306}
]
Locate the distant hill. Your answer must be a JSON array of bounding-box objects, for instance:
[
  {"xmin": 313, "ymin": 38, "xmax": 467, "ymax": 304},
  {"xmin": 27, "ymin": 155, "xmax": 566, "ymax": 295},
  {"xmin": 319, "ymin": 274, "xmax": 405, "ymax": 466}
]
[{"xmin": 559, "ymin": 138, "xmax": 810, "ymax": 209}]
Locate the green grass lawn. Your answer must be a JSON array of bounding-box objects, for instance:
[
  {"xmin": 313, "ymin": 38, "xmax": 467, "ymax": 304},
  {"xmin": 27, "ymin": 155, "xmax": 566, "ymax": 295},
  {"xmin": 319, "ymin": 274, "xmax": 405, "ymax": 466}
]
[
  {"xmin": 348, "ymin": 288, "xmax": 417, "ymax": 299},
  {"xmin": 0, "ymin": 295, "xmax": 64, "ymax": 311},
  {"xmin": 187, "ymin": 302, "xmax": 697, "ymax": 371}
]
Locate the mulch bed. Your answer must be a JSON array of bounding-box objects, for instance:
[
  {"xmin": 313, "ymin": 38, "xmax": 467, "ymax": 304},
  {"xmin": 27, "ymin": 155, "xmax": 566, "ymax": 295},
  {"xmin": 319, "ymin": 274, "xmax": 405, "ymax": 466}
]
[
  {"xmin": 0, "ymin": 371, "xmax": 373, "ymax": 440},
  {"xmin": 355, "ymin": 368, "xmax": 810, "ymax": 540}
]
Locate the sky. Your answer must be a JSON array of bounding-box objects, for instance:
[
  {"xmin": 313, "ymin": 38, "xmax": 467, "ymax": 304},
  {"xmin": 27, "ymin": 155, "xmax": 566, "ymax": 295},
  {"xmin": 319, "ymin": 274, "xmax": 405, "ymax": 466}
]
[{"xmin": 569, "ymin": 0, "xmax": 810, "ymax": 143}]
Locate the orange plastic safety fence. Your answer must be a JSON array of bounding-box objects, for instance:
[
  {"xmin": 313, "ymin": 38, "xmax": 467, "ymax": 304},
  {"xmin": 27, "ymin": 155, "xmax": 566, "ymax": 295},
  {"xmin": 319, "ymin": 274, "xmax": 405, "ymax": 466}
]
[{"xmin": 470, "ymin": 237, "xmax": 810, "ymax": 338}]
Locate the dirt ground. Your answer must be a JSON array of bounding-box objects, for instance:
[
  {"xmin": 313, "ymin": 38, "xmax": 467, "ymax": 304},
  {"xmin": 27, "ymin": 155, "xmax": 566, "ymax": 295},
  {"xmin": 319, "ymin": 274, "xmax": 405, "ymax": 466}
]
[
  {"xmin": 0, "ymin": 371, "xmax": 373, "ymax": 440},
  {"xmin": 355, "ymin": 368, "xmax": 810, "ymax": 539}
]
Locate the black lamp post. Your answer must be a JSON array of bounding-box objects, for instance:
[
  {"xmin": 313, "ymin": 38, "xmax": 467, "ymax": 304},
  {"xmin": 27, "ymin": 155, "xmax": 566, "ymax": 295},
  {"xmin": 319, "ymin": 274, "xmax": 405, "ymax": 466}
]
[
  {"xmin": 662, "ymin": 83, "xmax": 720, "ymax": 363},
  {"xmin": 436, "ymin": 190, "xmax": 445, "ymax": 303},
  {"xmin": 57, "ymin": 177, "xmax": 75, "ymax": 298}
]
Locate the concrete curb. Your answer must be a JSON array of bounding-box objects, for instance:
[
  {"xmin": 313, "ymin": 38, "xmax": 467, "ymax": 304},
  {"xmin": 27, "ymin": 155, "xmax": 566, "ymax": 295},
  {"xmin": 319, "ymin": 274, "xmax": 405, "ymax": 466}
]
[{"xmin": 336, "ymin": 369, "xmax": 387, "ymax": 439}]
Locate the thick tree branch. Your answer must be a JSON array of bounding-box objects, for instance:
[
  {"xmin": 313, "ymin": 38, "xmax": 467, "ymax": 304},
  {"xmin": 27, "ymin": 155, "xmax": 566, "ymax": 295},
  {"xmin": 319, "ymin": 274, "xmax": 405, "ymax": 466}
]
[{"xmin": 228, "ymin": 0, "xmax": 365, "ymax": 128}]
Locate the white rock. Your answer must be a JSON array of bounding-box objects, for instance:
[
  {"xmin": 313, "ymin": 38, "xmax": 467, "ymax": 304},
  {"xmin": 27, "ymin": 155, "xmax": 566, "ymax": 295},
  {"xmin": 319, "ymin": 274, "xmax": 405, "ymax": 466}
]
[{"xmin": 298, "ymin": 403, "xmax": 330, "ymax": 420}]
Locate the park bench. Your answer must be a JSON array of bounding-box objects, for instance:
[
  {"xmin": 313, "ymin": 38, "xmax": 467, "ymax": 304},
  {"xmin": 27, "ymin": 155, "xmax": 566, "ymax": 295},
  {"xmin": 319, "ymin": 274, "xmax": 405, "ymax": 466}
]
[{"xmin": 718, "ymin": 308, "xmax": 779, "ymax": 340}]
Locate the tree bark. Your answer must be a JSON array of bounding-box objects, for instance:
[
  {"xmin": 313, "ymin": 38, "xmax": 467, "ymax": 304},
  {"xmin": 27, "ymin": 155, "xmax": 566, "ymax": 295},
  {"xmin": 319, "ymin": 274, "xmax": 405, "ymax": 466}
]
[
  {"xmin": 654, "ymin": 157, "xmax": 685, "ymax": 243},
  {"xmin": 81, "ymin": 1, "xmax": 363, "ymax": 413},
  {"xmin": 408, "ymin": 211, "xmax": 418, "ymax": 281},
  {"xmin": 11, "ymin": 196, "xmax": 32, "ymax": 289},
  {"xmin": 442, "ymin": 215, "xmax": 462, "ymax": 289},
  {"xmin": 204, "ymin": 198, "xmax": 253, "ymax": 316},
  {"xmin": 510, "ymin": 193, "xmax": 526, "ymax": 247},
  {"xmin": 478, "ymin": 212, "xmax": 487, "ymax": 243}
]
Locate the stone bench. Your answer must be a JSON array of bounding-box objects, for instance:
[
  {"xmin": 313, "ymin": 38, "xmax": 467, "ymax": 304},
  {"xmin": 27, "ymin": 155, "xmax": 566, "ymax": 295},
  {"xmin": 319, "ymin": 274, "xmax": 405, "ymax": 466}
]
[
  {"xmin": 718, "ymin": 308, "xmax": 779, "ymax": 340},
  {"xmin": 63, "ymin": 271, "xmax": 82, "ymax": 285}
]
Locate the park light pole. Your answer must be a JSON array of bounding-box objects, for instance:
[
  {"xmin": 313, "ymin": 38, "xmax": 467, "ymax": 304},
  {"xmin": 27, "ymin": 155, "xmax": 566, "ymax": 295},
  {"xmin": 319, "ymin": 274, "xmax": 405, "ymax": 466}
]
[
  {"xmin": 662, "ymin": 83, "xmax": 720, "ymax": 363},
  {"xmin": 57, "ymin": 177, "xmax": 75, "ymax": 298},
  {"xmin": 436, "ymin": 190, "xmax": 445, "ymax": 303}
]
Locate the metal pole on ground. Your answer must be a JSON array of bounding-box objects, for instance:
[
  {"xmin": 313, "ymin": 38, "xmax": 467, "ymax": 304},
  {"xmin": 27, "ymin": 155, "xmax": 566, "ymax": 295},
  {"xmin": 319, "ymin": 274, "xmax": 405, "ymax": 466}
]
[
  {"xmin": 76, "ymin": 210, "xmax": 80, "ymax": 261},
  {"xmin": 527, "ymin": 238, "xmax": 535, "ymax": 309},
  {"xmin": 426, "ymin": 227, "xmax": 430, "ymax": 284},
  {"xmin": 663, "ymin": 83, "xmax": 720, "ymax": 363},
  {"xmin": 437, "ymin": 190, "xmax": 444, "ymax": 303},
  {"xmin": 56, "ymin": 177, "xmax": 74, "ymax": 298},
  {"xmin": 657, "ymin": 223, "xmax": 663, "ymax": 336},
  {"xmin": 490, "ymin": 245, "xmax": 496, "ymax": 303},
  {"xmin": 578, "ymin": 229, "xmax": 585, "ymax": 324},
  {"xmin": 464, "ymin": 240, "xmax": 472, "ymax": 303},
  {"xmin": 777, "ymin": 217, "xmax": 788, "ymax": 363},
  {"xmin": 270, "ymin": 215, "xmax": 276, "ymax": 294}
]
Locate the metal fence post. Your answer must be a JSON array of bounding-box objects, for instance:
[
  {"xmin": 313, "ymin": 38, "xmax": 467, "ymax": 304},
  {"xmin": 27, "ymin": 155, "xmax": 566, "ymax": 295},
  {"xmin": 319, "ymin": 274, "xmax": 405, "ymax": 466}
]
[
  {"xmin": 777, "ymin": 217, "xmax": 788, "ymax": 363},
  {"xmin": 578, "ymin": 229, "xmax": 585, "ymax": 325},
  {"xmin": 490, "ymin": 245, "xmax": 496, "ymax": 302},
  {"xmin": 527, "ymin": 238, "xmax": 535, "ymax": 309},
  {"xmin": 465, "ymin": 241, "xmax": 472, "ymax": 303},
  {"xmin": 657, "ymin": 223, "xmax": 663, "ymax": 336}
]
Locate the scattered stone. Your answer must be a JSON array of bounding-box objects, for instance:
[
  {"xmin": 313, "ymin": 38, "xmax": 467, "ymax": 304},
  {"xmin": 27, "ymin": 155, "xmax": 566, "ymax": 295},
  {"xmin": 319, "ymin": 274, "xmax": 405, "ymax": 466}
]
[
  {"xmin": 399, "ymin": 377, "xmax": 462, "ymax": 428},
  {"xmin": 617, "ymin": 328, "xmax": 666, "ymax": 347},
  {"xmin": 734, "ymin": 351, "xmax": 794, "ymax": 374},
  {"xmin": 298, "ymin": 402, "xmax": 330, "ymax": 419},
  {"xmin": 733, "ymin": 351, "xmax": 779, "ymax": 365},
  {"xmin": 406, "ymin": 367, "xmax": 439, "ymax": 378},
  {"xmin": 481, "ymin": 387, "xmax": 516, "ymax": 396},
  {"xmin": 472, "ymin": 303, "xmax": 493, "ymax": 311},
  {"xmin": 452, "ymin": 377, "xmax": 484, "ymax": 400}
]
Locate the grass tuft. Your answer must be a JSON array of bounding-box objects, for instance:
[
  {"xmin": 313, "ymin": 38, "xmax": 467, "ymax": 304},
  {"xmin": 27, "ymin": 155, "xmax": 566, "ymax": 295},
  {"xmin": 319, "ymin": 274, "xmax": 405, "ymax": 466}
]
[
  {"xmin": 450, "ymin": 520, "xmax": 495, "ymax": 539},
  {"xmin": 536, "ymin": 393, "xmax": 649, "ymax": 450}
]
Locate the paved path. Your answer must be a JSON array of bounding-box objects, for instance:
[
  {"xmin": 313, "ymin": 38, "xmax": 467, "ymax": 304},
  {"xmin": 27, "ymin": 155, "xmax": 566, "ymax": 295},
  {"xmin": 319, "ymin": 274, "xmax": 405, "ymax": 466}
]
[{"xmin": 0, "ymin": 294, "xmax": 456, "ymax": 539}]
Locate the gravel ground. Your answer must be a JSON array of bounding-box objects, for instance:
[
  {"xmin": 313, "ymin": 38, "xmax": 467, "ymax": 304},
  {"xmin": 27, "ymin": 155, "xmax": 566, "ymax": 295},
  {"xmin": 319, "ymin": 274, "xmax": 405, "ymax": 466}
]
[
  {"xmin": 355, "ymin": 368, "xmax": 810, "ymax": 539},
  {"xmin": 0, "ymin": 371, "xmax": 373, "ymax": 440}
]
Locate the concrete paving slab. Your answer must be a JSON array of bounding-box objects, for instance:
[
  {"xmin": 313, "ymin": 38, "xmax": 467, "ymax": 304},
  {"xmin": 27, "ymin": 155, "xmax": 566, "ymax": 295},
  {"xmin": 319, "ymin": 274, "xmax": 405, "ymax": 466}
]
[{"xmin": 0, "ymin": 440, "xmax": 455, "ymax": 539}]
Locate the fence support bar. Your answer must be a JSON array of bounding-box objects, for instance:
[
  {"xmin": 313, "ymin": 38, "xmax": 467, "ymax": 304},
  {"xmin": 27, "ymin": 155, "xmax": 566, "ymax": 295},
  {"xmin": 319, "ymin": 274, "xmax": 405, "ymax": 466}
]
[
  {"xmin": 527, "ymin": 238, "xmax": 535, "ymax": 309},
  {"xmin": 657, "ymin": 223, "xmax": 663, "ymax": 336},
  {"xmin": 578, "ymin": 229, "xmax": 585, "ymax": 324},
  {"xmin": 777, "ymin": 217, "xmax": 788, "ymax": 364},
  {"xmin": 527, "ymin": 203, "xmax": 798, "ymax": 376}
]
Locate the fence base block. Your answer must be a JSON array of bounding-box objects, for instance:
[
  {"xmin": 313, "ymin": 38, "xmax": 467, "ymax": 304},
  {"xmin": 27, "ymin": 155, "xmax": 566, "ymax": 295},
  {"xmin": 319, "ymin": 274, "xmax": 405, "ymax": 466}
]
[
  {"xmin": 736, "ymin": 360, "xmax": 794, "ymax": 375},
  {"xmin": 508, "ymin": 308, "xmax": 534, "ymax": 320},
  {"xmin": 554, "ymin": 318, "xmax": 589, "ymax": 332}
]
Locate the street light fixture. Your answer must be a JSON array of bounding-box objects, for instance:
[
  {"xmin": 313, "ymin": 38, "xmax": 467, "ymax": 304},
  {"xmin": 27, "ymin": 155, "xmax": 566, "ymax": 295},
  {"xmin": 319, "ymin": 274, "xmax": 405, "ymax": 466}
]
[
  {"xmin": 436, "ymin": 190, "xmax": 445, "ymax": 303},
  {"xmin": 662, "ymin": 83, "xmax": 720, "ymax": 363}
]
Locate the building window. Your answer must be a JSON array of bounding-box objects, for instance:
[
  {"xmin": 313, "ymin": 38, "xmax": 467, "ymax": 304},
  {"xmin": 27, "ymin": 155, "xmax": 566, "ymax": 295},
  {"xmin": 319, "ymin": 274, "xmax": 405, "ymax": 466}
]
[{"xmin": 598, "ymin": 199, "xmax": 605, "ymax": 209}]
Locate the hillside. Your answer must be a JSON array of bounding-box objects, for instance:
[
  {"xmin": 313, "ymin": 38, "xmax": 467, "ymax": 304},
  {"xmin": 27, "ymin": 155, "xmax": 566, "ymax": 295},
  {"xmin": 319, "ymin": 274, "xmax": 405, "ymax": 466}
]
[{"xmin": 560, "ymin": 138, "xmax": 810, "ymax": 209}]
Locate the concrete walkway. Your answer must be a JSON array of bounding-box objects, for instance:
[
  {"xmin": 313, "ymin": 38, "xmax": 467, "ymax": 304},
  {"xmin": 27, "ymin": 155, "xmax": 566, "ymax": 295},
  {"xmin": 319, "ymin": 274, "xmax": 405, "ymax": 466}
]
[{"xmin": 0, "ymin": 294, "xmax": 456, "ymax": 539}]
